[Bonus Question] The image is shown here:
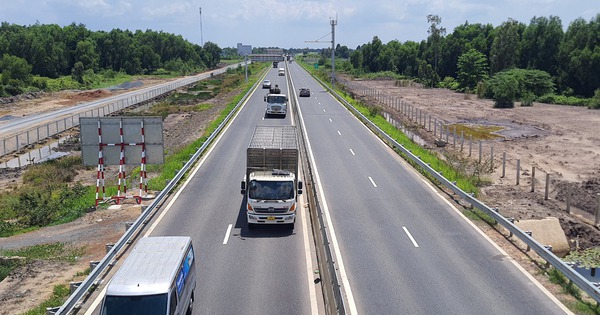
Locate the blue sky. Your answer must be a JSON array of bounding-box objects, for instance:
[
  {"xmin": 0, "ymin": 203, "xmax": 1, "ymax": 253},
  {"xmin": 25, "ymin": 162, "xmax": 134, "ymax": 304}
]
[{"xmin": 0, "ymin": 0, "xmax": 597, "ymax": 50}]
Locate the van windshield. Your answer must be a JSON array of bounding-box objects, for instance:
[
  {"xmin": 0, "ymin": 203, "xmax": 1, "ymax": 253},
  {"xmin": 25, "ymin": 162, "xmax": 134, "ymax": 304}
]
[{"xmin": 102, "ymin": 294, "xmax": 168, "ymax": 315}]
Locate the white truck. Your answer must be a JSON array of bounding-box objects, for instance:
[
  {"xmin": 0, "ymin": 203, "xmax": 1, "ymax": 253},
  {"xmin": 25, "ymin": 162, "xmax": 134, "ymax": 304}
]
[
  {"xmin": 264, "ymin": 93, "xmax": 288, "ymax": 118},
  {"xmin": 241, "ymin": 126, "xmax": 302, "ymax": 229}
]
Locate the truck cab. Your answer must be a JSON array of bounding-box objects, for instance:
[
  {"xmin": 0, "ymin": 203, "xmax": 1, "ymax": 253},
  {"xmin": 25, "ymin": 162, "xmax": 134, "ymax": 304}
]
[{"xmin": 264, "ymin": 94, "xmax": 287, "ymax": 118}]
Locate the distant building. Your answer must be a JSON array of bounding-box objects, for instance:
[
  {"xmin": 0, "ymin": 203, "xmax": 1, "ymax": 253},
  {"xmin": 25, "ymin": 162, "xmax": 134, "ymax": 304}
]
[
  {"xmin": 237, "ymin": 43, "xmax": 252, "ymax": 56},
  {"xmin": 266, "ymin": 48, "xmax": 283, "ymax": 56}
]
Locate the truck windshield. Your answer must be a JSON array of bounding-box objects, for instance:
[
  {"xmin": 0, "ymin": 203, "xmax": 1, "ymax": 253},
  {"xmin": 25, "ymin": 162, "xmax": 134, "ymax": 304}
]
[
  {"xmin": 249, "ymin": 180, "xmax": 294, "ymax": 200},
  {"xmin": 266, "ymin": 95, "xmax": 286, "ymax": 103},
  {"xmin": 102, "ymin": 294, "xmax": 168, "ymax": 315}
]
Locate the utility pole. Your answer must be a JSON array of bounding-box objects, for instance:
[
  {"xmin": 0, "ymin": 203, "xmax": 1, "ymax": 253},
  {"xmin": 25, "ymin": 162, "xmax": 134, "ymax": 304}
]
[
  {"xmin": 330, "ymin": 17, "xmax": 336, "ymax": 87},
  {"xmin": 199, "ymin": 7, "xmax": 204, "ymax": 46},
  {"xmin": 305, "ymin": 17, "xmax": 338, "ymax": 87}
]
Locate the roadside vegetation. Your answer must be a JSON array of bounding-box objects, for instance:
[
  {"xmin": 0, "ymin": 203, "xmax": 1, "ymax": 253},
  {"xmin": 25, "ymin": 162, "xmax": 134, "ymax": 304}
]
[
  {"xmin": 303, "ymin": 12, "xmax": 600, "ymax": 108},
  {"xmin": 0, "ymin": 62, "xmax": 264, "ymax": 237}
]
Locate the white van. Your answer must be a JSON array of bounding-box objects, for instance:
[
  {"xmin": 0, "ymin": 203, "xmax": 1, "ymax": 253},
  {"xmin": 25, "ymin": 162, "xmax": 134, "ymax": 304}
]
[
  {"xmin": 278, "ymin": 67, "xmax": 285, "ymax": 76},
  {"xmin": 100, "ymin": 236, "xmax": 196, "ymax": 315}
]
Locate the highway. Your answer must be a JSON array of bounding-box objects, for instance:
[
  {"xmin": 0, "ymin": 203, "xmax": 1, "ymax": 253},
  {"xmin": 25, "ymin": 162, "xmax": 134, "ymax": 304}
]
[
  {"xmin": 84, "ymin": 63, "xmax": 319, "ymax": 314},
  {"xmin": 287, "ymin": 61, "xmax": 568, "ymax": 314},
  {"xmin": 73, "ymin": 60, "xmax": 568, "ymax": 314}
]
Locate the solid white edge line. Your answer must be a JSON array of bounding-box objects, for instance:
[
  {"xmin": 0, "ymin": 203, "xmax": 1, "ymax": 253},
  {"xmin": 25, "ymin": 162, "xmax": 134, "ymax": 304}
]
[
  {"xmin": 294, "ymin": 86, "xmax": 359, "ymax": 315},
  {"xmin": 222, "ymin": 224, "xmax": 233, "ymax": 245},
  {"xmin": 406, "ymin": 155, "xmax": 573, "ymax": 314},
  {"xmin": 402, "ymin": 226, "xmax": 419, "ymax": 248},
  {"xmin": 368, "ymin": 176, "xmax": 377, "ymax": 188},
  {"xmin": 86, "ymin": 80, "xmax": 257, "ymax": 314},
  {"xmin": 289, "ymin": 71, "xmax": 320, "ymax": 315}
]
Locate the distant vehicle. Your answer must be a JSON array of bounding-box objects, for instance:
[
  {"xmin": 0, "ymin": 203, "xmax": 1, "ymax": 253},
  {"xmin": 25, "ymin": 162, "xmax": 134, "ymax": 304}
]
[
  {"xmin": 278, "ymin": 68, "xmax": 285, "ymax": 76},
  {"xmin": 269, "ymin": 84, "xmax": 281, "ymax": 94},
  {"xmin": 299, "ymin": 88, "xmax": 310, "ymax": 97},
  {"xmin": 100, "ymin": 236, "xmax": 196, "ymax": 315},
  {"xmin": 262, "ymin": 80, "xmax": 271, "ymax": 89},
  {"xmin": 273, "ymin": 61, "xmax": 278, "ymax": 68}
]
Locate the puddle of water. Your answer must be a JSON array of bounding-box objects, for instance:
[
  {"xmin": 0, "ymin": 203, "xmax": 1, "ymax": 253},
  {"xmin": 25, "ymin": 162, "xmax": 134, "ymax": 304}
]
[
  {"xmin": 0, "ymin": 137, "xmax": 73, "ymax": 169},
  {"xmin": 382, "ymin": 112, "xmax": 427, "ymax": 146},
  {"xmin": 0, "ymin": 115, "xmax": 17, "ymax": 121}
]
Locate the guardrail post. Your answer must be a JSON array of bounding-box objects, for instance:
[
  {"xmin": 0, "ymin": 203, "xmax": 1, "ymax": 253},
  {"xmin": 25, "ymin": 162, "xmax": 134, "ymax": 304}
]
[
  {"xmin": 125, "ymin": 222, "xmax": 134, "ymax": 231},
  {"xmin": 70, "ymin": 281, "xmax": 82, "ymax": 294},
  {"xmin": 525, "ymin": 231, "xmax": 532, "ymax": 251},
  {"xmin": 516, "ymin": 159, "xmax": 521, "ymax": 185},
  {"xmin": 507, "ymin": 218, "xmax": 515, "ymax": 237},
  {"xmin": 46, "ymin": 307, "xmax": 60, "ymax": 315},
  {"xmin": 90, "ymin": 260, "xmax": 100, "ymax": 270},
  {"xmin": 106, "ymin": 243, "xmax": 114, "ymax": 254}
]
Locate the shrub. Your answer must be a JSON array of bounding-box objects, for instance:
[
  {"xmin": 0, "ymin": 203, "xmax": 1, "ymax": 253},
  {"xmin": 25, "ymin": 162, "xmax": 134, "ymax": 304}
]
[
  {"xmin": 489, "ymin": 75, "xmax": 517, "ymax": 108},
  {"xmin": 589, "ymin": 89, "xmax": 600, "ymax": 109},
  {"xmin": 520, "ymin": 92, "xmax": 535, "ymax": 106}
]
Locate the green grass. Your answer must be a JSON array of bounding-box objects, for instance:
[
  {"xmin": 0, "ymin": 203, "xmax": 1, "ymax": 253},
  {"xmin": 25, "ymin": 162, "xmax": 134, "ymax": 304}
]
[
  {"xmin": 1, "ymin": 243, "xmax": 84, "ymax": 263},
  {"xmin": 20, "ymin": 284, "xmax": 70, "ymax": 315}
]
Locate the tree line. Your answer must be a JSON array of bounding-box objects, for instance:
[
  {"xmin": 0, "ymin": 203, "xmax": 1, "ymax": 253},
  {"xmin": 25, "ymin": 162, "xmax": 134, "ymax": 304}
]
[
  {"xmin": 0, "ymin": 22, "xmax": 222, "ymax": 96},
  {"xmin": 324, "ymin": 13, "xmax": 600, "ymax": 107}
]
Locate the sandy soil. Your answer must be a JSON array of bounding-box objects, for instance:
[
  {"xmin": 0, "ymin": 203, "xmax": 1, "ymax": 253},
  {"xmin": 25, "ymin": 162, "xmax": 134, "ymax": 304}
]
[{"xmin": 1, "ymin": 75, "xmax": 600, "ymax": 313}]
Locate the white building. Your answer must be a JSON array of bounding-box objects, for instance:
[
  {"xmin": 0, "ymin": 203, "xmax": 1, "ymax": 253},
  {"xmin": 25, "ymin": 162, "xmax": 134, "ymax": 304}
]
[{"xmin": 237, "ymin": 43, "xmax": 252, "ymax": 56}]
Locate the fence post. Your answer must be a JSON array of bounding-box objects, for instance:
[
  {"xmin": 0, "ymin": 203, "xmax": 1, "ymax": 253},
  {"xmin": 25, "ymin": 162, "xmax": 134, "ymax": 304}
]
[
  {"xmin": 531, "ymin": 167, "xmax": 536, "ymax": 192},
  {"xmin": 502, "ymin": 152, "xmax": 506, "ymax": 178},
  {"xmin": 516, "ymin": 159, "xmax": 521, "ymax": 185},
  {"xmin": 566, "ymin": 183, "xmax": 572, "ymax": 214},
  {"xmin": 469, "ymin": 135, "xmax": 472, "ymax": 156},
  {"xmin": 545, "ymin": 173, "xmax": 550, "ymax": 200},
  {"xmin": 595, "ymin": 193, "xmax": 600, "ymax": 226},
  {"xmin": 478, "ymin": 141, "xmax": 482, "ymax": 164}
]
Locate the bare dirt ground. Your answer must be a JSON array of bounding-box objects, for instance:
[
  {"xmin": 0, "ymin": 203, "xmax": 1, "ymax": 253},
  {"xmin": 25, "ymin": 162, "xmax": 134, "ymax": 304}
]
[{"xmin": 1, "ymin": 75, "xmax": 600, "ymax": 313}]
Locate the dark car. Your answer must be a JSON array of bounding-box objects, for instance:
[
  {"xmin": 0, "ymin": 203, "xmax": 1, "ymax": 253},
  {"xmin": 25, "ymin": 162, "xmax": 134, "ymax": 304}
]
[{"xmin": 299, "ymin": 88, "xmax": 310, "ymax": 97}]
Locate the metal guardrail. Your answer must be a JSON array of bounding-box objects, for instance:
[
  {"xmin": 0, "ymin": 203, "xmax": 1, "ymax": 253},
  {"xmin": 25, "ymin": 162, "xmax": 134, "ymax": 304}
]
[
  {"xmin": 303, "ymin": 72, "xmax": 600, "ymax": 305},
  {"xmin": 286, "ymin": 62, "xmax": 346, "ymax": 314},
  {"xmin": 55, "ymin": 63, "xmax": 265, "ymax": 315},
  {"xmin": 0, "ymin": 62, "xmax": 248, "ymax": 159}
]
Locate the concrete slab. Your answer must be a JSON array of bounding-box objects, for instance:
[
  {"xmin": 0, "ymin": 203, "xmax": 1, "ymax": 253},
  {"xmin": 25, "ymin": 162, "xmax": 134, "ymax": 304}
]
[{"xmin": 515, "ymin": 217, "xmax": 570, "ymax": 257}]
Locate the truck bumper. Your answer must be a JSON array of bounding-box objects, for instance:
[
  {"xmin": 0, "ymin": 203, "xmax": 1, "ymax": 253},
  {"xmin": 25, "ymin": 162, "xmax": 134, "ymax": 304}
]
[{"xmin": 247, "ymin": 213, "xmax": 295, "ymax": 224}]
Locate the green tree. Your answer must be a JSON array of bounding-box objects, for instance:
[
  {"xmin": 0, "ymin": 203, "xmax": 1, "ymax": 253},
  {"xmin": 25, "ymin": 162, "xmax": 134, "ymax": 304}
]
[
  {"xmin": 490, "ymin": 19, "xmax": 525, "ymax": 74},
  {"xmin": 201, "ymin": 41, "xmax": 221, "ymax": 68},
  {"xmin": 488, "ymin": 73, "xmax": 518, "ymax": 107},
  {"xmin": 457, "ymin": 49, "xmax": 488, "ymax": 91},
  {"xmin": 74, "ymin": 39, "xmax": 99, "ymax": 72},
  {"xmin": 426, "ymin": 14, "xmax": 446, "ymax": 76},
  {"xmin": 520, "ymin": 16, "xmax": 563, "ymax": 76},
  {"xmin": 0, "ymin": 54, "xmax": 33, "ymax": 95},
  {"xmin": 71, "ymin": 61, "xmax": 85, "ymax": 84}
]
